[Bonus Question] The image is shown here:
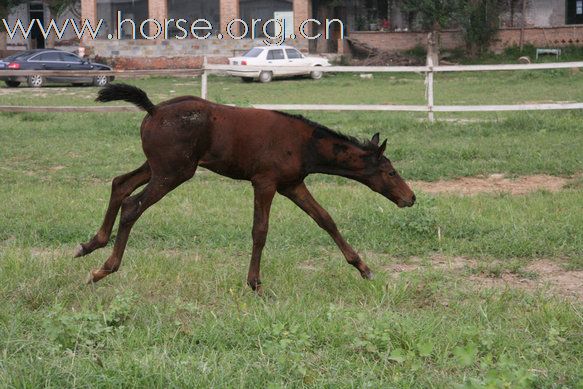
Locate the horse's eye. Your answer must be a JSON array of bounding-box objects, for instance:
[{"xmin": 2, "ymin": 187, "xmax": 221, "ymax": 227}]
[{"xmin": 388, "ymin": 171, "xmax": 397, "ymax": 177}]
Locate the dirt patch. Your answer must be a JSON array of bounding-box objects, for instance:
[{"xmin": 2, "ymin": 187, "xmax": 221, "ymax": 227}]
[
  {"xmin": 412, "ymin": 174, "xmax": 571, "ymax": 196},
  {"xmin": 382, "ymin": 255, "xmax": 583, "ymax": 301},
  {"xmin": 525, "ymin": 260, "xmax": 583, "ymax": 300}
]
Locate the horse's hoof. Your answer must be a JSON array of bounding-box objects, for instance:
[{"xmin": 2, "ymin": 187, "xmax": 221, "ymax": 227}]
[
  {"xmin": 74, "ymin": 244, "xmax": 85, "ymax": 258},
  {"xmin": 362, "ymin": 270, "xmax": 374, "ymax": 280}
]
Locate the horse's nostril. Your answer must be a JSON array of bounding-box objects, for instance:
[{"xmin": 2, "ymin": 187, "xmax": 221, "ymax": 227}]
[{"xmin": 411, "ymin": 194, "xmax": 416, "ymax": 203}]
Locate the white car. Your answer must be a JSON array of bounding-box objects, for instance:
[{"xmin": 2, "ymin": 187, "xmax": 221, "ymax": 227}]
[{"xmin": 228, "ymin": 46, "xmax": 331, "ymax": 83}]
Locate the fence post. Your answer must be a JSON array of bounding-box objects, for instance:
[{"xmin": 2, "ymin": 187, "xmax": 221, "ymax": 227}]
[
  {"xmin": 426, "ymin": 33, "xmax": 435, "ymax": 123},
  {"xmin": 201, "ymin": 56, "xmax": 208, "ymax": 100},
  {"xmin": 426, "ymin": 60, "xmax": 435, "ymax": 123}
]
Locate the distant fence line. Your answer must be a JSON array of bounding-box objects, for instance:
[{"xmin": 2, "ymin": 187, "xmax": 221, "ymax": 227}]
[{"xmin": 2, "ymin": 59, "xmax": 583, "ymax": 121}]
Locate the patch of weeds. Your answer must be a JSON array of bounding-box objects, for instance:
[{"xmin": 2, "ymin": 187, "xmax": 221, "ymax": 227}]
[
  {"xmin": 350, "ymin": 317, "xmax": 438, "ymax": 375},
  {"xmin": 261, "ymin": 322, "xmax": 313, "ymax": 380},
  {"xmin": 389, "ymin": 195, "xmax": 438, "ymax": 236},
  {"xmin": 466, "ymin": 262, "xmax": 504, "ymax": 278},
  {"xmin": 563, "ymin": 256, "xmax": 583, "ymax": 271},
  {"xmin": 564, "ymin": 175, "xmax": 583, "ymax": 190},
  {"xmin": 511, "ymin": 268, "xmax": 539, "ymax": 280},
  {"xmin": 44, "ymin": 291, "xmax": 136, "ymax": 352},
  {"xmin": 460, "ymin": 354, "xmax": 537, "ymax": 388}
]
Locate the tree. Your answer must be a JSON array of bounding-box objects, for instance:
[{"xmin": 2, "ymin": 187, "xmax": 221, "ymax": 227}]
[
  {"xmin": 400, "ymin": 0, "xmax": 458, "ymax": 31},
  {"xmin": 400, "ymin": 0, "xmax": 458, "ymax": 64},
  {"xmin": 456, "ymin": 0, "xmax": 503, "ymax": 57}
]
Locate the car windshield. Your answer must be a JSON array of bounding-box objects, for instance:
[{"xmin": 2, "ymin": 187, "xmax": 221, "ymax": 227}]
[{"xmin": 243, "ymin": 48, "xmax": 264, "ymax": 58}]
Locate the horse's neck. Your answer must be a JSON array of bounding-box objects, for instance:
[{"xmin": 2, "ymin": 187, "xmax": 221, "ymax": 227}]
[{"xmin": 306, "ymin": 137, "xmax": 366, "ymax": 180}]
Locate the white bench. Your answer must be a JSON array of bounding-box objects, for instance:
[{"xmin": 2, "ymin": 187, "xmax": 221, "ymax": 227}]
[{"xmin": 536, "ymin": 48, "xmax": 561, "ymax": 60}]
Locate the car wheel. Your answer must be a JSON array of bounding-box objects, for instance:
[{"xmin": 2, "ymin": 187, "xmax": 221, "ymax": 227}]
[
  {"xmin": 93, "ymin": 75, "xmax": 109, "ymax": 87},
  {"xmin": 241, "ymin": 77, "xmax": 254, "ymax": 83},
  {"xmin": 5, "ymin": 80, "xmax": 21, "ymax": 88},
  {"xmin": 258, "ymin": 71, "xmax": 272, "ymax": 83},
  {"xmin": 27, "ymin": 75, "xmax": 44, "ymax": 88},
  {"xmin": 310, "ymin": 68, "xmax": 323, "ymax": 80}
]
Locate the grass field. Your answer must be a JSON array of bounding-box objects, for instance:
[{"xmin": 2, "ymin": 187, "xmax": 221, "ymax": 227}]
[{"xmin": 1, "ymin": 74, "xmax": 582, "ymax": 387}]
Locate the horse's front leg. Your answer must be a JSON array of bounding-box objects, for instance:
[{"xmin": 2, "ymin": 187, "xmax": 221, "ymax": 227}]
[
  {"xmin": 279, "ymin": 182, "xmax": 373, "ymax": 280},
  {"xmin": 247, "ymin": 182, "xmax": 276, "ymax": 293}
]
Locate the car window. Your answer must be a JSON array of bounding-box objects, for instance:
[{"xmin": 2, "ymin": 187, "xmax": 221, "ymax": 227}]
[
  {"xmin": 4, "ymin": 52, "xmax": 29, "ymax": 61},
  {"xmin": 285, "ymin": 49, "xmax": 302, "ymax": 59},
  {"xmin": 267, "ymin": 49, "xmax": 285, "ymax": 60},
  {"xmin": 61, "ymin": 52, "xmax": 82, "ymax": 63},
  {"xmin": 32, "ymin": 52, "xmax": 62, "ymax": 61},
  {"xmin": 243, "ymin": 48, "xmax": 264, "ymax": 58}
]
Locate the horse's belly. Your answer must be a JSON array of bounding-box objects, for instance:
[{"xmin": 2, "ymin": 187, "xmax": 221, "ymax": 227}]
[{"xmin": 199, "ymin": 159, "xmax": 250, "ymax": 181}]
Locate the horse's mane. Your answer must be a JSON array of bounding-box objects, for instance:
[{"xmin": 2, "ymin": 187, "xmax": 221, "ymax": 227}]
[{"xmin": 275, "ymin": 111, "xmax": 376, "ymax": 151}]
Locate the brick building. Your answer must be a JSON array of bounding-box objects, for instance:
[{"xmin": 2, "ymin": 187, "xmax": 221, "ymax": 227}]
[
  {"xmin": 345, "ymin": 0, "xmax": 583, "ymax": 55},
  {"xmin": 3, "ymin": 0, "xmax": 583, "ymax": 68},
  {"xmin": 80, "ymin": 0, "xmax": 314, "ymax": 68}
]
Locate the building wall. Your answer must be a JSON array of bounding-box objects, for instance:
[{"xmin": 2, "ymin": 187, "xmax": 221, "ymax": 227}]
[
  {"xmin": 526, "ymin": 0, "xmax": 566, "ymax": 27},
  {"xmin": 350, "ymin": 25, "xmax": 583, "ymax": 55},
  {"xmin": 77, "ymin": 0, "xmax": 311, "ymax": 67},
  {"xmin": 349, "ymin": 30, "xmax": 464, "ymax": 53}
]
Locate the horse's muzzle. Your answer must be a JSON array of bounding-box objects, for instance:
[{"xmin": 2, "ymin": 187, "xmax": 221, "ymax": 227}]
[{"xmin": 397, "ymin": 194, "xmax": 416, "ymax": 208}]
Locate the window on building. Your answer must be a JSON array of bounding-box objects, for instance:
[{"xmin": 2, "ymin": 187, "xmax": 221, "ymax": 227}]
[
  {"xmin": 97, "ymin": 0, "xmax": 149, "ymax": 39},
  {"xmin": 167, "ymin": 0, "xmax": 220, "ymax": 37},
  {"xmin": 567, "ymin": 0, "xmax": 583, "ymax": 24},
  {"xmin": 240, "ymin": 0, "xmax": 293, "ymax": 38}
]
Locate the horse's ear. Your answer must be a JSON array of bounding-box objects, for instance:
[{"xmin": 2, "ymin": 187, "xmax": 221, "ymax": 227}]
[
  {"xmin": 371, "ymin": 133, "xmax": 380, "ymax": 146},
  {"xmin": 376, "ymin": 139, "xmax": 387, "ymax": 160}
]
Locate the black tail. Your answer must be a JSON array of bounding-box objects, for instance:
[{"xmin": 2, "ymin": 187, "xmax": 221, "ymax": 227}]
[{"xmin": 96, "ymin": 83, "xmax": 155, "ymax": 115}]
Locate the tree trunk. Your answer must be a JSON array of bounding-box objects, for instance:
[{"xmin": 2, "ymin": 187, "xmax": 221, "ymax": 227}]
[
  {"xmin": 519, "ymin": 0, "xmax": 527, "ymax": 51},
  {"xmin": 428, "ymin": 22, "xmax": 440, "ymax": 66}
]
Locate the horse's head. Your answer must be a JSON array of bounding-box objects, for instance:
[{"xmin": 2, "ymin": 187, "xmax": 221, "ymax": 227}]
[{"xmin": 361, "ymin": 133, "xmax": 416, "ymax": 208}]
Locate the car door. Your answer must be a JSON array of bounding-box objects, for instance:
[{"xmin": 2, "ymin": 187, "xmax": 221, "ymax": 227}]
[
  {"xmin": 265, "ymin": 49, "xmax": 286, "ymax": 76},
  {"xmin": 60, "ymin": 52, "xmax": 93, "ymax": 83},
  {"xmin": 29, "ymin": 51, "xmax": 67, "ymax": 82},
  {"xmin": 285, "ymin": 48, "xmax": 307, "ymax": 76}
]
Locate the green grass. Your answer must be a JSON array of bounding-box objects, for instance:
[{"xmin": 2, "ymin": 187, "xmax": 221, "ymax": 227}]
[{"xmin": 1, "ymin": 76, "xmax": 582, "ymax": 387}]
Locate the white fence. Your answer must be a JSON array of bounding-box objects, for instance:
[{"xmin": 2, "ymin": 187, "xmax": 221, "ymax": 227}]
[
  {"xmin": 202, "ymin": 59, "xmax": 583, "ymax": 122},
  {"xmin": 1, "ymin": 59, "xmax": 583, "ymax": 121}
]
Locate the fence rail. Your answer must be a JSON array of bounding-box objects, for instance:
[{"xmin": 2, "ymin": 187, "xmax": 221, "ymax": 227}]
[{"xmin": 2, "ymin": 59, "xmax": 583, "ymax": 120}]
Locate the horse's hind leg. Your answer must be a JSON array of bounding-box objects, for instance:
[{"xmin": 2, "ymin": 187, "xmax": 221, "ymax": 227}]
[
  {"xmin": 87, "ymin": 166, "xmax": 196, "ymax": 283},
  {"xmin": 75, "ymin": 162, "xmax": 151, "ymax": 258}
]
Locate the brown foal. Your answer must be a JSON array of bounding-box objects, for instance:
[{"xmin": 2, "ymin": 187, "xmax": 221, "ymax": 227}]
[{"xmin": 76, "ymin": 84, "xmax": 416, "ymax": 292}]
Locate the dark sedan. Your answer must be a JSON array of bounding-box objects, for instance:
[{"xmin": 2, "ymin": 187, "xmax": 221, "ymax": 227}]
[{"xmin": 0, "ymin": 48, "xmax": 113, "ymax": 88}]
